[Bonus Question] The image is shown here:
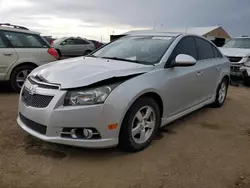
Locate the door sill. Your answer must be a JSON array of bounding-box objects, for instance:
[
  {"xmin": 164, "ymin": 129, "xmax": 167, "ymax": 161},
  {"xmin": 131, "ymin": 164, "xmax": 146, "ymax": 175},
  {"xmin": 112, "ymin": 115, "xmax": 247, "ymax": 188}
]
[{"xmin": 160, "ymin": 97, "xmax": 215, "ymax": 127}]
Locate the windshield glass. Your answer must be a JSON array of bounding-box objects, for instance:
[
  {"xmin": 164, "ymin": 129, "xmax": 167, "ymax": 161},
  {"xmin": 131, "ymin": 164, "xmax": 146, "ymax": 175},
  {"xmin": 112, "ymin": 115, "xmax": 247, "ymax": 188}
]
[
  {"xmin": 92, "ymin": 36, "xmax": 175, "ymax": 65},
  {"xmin": 223, "ymin": 38, "xmax": 250, "ymax": 49},
  {"xmin": 53, "ymin": 38, "xmax": 66, "ymax": 45}
]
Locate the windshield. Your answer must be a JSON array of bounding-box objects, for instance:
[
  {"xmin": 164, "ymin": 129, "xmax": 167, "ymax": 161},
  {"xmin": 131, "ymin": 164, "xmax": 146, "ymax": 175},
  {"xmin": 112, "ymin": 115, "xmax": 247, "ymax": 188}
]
[
  {"xmin": 53, "ymin": 38, "xmax": 66, "ymax": 45},
  {"xmin": 223, "ymin": 38, "xmax": 250, "ymax": 49},
  {"xmin": 92, "ymin": 36, "xmax": 175, "ymax": 65}
]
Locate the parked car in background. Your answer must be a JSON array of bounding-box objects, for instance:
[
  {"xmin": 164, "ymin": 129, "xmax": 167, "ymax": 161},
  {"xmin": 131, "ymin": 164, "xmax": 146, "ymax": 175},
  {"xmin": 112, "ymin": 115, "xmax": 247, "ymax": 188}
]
[
  {"xmin": 0, "ymin": 23, "xmax": 59, "ymax": 92},
  {"xmin": 220, "ymin": 37, "xmax": 250, "ymax": 85},
  {"xmin": 17, "ymin": 32, "xmax": 230, "ymax": 152},
  {"xmin": 89, "ymin": 40, "xmax": 103, "ymax": 49},
  {"xmin": 53, "ymin": 37, "xmax": 96, "ymax": 58}
]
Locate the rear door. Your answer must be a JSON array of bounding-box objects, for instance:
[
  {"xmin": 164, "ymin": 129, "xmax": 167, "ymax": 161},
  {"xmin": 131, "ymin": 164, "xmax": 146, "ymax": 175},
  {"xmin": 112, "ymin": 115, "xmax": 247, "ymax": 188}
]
[
  {"xmin": 2, "ymin": 31, "xmax": 55, "ymax": 65},
  {"xmin": 73, "ymin": 38, "xmax": 93, "ymax": 56},
  {"xmin": 194, "ymin": 37, "xmax": 221, "ymax": 101},
  {"xmin": 0, "ymin": 31, "xmax": 18, "ymax": 80}
]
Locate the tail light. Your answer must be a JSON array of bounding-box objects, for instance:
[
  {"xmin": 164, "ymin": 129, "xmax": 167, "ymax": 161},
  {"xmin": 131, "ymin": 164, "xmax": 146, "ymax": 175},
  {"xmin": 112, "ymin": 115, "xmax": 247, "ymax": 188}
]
[
  {"xmin": 96, "ymin": 41, "xmax": 101, "ymax": 49},
  {"xmin": 50, "ymin": 40, "xmax": 54, "ymax": 46},
  {"xmin": 93, "ymin": 41, "xmax": 101, "ymax": 49},
  {"xmin": 47, "ymin": 48, "xmax": 59, "ymax": 59}
]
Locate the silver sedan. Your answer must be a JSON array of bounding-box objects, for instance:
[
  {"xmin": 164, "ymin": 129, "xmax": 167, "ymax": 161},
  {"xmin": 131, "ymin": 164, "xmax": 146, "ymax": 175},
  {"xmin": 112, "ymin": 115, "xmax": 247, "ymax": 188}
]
[{"xmin": 17, "ymin": 31, "xmax": 230, "ymax": 152}]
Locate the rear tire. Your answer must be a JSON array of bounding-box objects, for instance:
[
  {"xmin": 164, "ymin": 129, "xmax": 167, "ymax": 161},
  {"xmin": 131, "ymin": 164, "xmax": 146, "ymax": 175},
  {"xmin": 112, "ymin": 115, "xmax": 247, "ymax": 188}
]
[
  {"xmin": 10, "ymin": 65, "xmax": 36, "ymax": 92},
  {"xmin": 212, "ymin": 77, "xmax": 228, "ymax": 108},
  {"xmin": 119, "ymin": 97, "xmax": 161, "ymax": 152},
  {"xmin": 244, "ymin": 76, "xmax": 250, "ymax": 86}
]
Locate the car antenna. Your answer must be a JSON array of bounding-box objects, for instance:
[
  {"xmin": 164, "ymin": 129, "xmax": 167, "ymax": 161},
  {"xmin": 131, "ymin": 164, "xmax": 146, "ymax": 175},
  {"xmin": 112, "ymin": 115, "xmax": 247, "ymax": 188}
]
[{"xmin": 185, "ymin": 27, "xmax": 188, "ymax": 34}]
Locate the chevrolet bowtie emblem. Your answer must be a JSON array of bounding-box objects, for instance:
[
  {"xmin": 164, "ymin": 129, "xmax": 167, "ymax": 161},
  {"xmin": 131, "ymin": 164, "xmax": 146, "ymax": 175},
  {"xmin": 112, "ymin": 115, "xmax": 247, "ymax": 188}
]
[{"xmin": 28, "ymin": 85, "xmax": 38, "ymax": 95}]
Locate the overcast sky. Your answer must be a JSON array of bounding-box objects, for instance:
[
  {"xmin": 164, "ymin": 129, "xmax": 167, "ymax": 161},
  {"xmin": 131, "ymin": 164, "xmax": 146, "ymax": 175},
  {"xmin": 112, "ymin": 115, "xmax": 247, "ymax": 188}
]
[{"xmin": 0, "ymin": 0, "xmax": 249, "ymax": 42}]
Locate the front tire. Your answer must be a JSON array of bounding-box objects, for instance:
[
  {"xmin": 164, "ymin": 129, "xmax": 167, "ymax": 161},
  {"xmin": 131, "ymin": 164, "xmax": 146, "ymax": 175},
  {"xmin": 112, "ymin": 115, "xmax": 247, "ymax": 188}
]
[
  {"xmin": 119, "ymin": 97, "xmax": 161, "ymax": 152},
  {"xmin": 212, "ymin": 77, "xmax": 228, "ymax": 108},
  {"xmin": 10, "ymin": 65, "xmax": 36, "ymax": 92}
]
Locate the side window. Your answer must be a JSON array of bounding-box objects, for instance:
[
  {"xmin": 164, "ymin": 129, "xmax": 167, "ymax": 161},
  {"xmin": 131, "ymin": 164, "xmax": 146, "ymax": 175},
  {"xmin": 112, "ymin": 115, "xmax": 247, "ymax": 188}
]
[
  {"xmin": 0, "ymin": 36, "xmax": 6, "ymax": 48},
  {"xmin": 3, "ymin": 31, "xmax": 46, "ymax": 48},
  {"xmin": 64, "ymin": 39, "xmax": 74, "ymax": 45},
  {"xmin": 212, "ymin": 45, "xmax": 223, "ymax": 58},
  {"xmin": 74, "ymin": 39, "xmax": 89, "ymax": 45},
  {"xmin": 171, "ymin": 37, "xmax": 198, "ymax": 61},
  {"xmin": 194, "ymin": 37, "xmax": 214, "ymax": 60}
]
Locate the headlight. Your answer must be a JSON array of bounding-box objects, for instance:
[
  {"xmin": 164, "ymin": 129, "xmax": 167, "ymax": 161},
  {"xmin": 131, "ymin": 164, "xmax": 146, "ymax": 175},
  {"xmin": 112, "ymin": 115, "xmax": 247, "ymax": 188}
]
[
  {"xmin": 64, "ymin": 83, "xmax": 120, "ymax": 106},
  {"xmin": 244, "ymin": 59, "xmax": 250, "ymax": 67}
]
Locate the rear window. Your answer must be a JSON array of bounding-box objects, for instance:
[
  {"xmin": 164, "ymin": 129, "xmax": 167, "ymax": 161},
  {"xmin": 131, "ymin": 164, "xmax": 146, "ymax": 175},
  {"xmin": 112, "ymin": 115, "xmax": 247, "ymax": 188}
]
[{"xmin": 3, "ymin": 31, "xmax": 48, "ymax": 48}]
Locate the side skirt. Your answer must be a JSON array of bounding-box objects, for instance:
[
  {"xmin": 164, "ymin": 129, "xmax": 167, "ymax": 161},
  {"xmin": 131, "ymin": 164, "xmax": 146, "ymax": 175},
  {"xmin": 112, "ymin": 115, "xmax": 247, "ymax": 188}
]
[{"xmin": 160, "ymin": 97, "xmax": 215, "ymax": 127}]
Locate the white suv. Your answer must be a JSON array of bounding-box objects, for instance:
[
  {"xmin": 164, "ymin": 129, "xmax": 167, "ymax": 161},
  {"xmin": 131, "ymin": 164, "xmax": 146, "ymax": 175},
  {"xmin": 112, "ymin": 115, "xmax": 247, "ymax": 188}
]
[{"xmin": 0, "ymin": 23, "xmax": 59, "ymax": 92}]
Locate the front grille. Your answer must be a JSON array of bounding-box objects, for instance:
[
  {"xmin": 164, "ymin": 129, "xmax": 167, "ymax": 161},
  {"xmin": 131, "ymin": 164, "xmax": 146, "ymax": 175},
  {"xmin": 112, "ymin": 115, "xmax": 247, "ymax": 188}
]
[
  {"xmin": 28, "ymin": 77, "xmax": 60, "ymax": 90},
  {"xmin": 19, "ymin": 113, "xmax": 47, "ymax": 135},
  {"xmin": 21, "ymin": 88, "xmax": 53, "ymax": 108},
  {"xmin": 227, "ymin": 56, "xmax": 243, "ymax": 63},
  {"xmin": 231, "ymin": 66, "xmax": 241, "ymax": 71}
]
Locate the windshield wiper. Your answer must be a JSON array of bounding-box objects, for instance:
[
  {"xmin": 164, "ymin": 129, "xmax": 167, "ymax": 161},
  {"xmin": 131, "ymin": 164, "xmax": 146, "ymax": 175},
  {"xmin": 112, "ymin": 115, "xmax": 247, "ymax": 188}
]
[
  {"xmin": 86, "ymin": 54, "xmax": 96, "ymax": 57},
  {"xmin": 100, "ymin": 56, "xmax": 153, "ymax": 65}
]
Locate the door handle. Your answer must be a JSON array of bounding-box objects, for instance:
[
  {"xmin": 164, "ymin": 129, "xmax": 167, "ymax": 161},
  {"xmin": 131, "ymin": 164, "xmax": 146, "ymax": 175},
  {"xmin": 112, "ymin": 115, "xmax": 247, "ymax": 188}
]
[
  {"xmin": 4, "ymin": 52, "xmax": 12, "ymax": 56},
  {"xmin": 216, "ymin": 66, "xmax": 221, "ymax": 71},
  {"xmin": 196, "ymin": 71, "xmax": 204, "ymax": 76}
]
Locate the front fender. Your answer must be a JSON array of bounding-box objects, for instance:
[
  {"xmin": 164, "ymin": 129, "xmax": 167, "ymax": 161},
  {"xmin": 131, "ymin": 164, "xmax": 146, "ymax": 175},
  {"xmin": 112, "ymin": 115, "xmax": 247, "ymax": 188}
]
[{"xmin": 100, "ymin": 72, "xmax": 164, "ymax": 135}]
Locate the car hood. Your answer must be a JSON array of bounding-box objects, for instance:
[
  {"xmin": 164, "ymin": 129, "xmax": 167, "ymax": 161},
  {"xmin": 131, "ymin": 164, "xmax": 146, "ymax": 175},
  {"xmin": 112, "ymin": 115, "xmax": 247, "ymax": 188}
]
[
  {"xmin": 30, "ymin": 57, "xmax": 155, "ymax": 89},
  {"xmin": 219, "ymin": 47, "xmax": 250, "ymax": 57}
]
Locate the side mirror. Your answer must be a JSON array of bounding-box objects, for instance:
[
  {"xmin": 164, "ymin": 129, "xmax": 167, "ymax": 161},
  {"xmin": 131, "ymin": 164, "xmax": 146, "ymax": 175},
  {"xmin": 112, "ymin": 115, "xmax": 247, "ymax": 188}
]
[
  {"xmin": 174, "ymin": 54, "xmax": 196, "ymax": 67},
  {"xmin": 61, "ymin": 41, "xmax": 66, "ymax": 45}
]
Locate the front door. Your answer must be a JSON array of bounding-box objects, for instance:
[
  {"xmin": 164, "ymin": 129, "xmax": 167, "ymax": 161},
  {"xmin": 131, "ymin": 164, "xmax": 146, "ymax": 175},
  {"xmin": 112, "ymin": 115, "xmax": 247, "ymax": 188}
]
[
  {"xmin": 162, "ymin": 65, "xmax": 202, "ymax": 117},
  {"xmin": 162, "ymin": 36, "xmax": 201, "ymax": 117},
  {"xmin": 61, "ymin": 38, "xmax": 76, "ymax": 57}
]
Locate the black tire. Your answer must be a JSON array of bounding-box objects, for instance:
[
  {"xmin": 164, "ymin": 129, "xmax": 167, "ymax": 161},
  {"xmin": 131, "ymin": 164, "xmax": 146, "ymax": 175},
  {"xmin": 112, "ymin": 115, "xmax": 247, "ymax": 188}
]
[
  {"xmin": 10, "ymin": 65, "xmax": 36, "ymax": 92},
  {"xmin": 244, "ymin": 76, "xmax": 250, "ymax": 86},
  {"xmin": 119, "ymin": 97, "xmax": 161, "ymax": 152},
  {"xmin": 84, "ymin": 50, "xmax": 92, "ymax": 56},
  {"xmin": 212, "ymin": 77, "xmax": 229, "ymax": 108}
]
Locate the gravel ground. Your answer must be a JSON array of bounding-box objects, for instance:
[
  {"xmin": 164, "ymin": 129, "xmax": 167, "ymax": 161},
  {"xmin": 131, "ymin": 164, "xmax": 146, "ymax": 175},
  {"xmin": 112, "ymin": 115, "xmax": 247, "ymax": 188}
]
[{"xmin": 0, "ymin": 85, "xmax": 250, "ymax": 188}]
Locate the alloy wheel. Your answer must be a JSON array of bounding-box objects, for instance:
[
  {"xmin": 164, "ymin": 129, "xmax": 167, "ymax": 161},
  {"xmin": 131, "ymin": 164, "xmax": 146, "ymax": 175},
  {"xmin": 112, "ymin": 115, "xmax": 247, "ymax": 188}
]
[
  {"xmin": 131, "ymin": 106, "xmax": 156, "ymax": 144},
  {"xmin": 16, "ymin": 70, "xmax": 31, "ymax": 89},
  {"xmin": 218, "ymin": 82, "xmax": 226, "ymax": 103}
]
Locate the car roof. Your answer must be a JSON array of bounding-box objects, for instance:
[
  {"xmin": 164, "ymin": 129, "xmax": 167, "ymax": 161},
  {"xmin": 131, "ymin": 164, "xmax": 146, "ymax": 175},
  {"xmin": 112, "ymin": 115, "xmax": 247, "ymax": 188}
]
[
  {"xmin": 0, "ymin": 25, "xmax": 40, "ymax": 35},
  {"xmin": 124, "ymin": 29, "xmax": 182, "ymax": 37},
  {"xmin": 233, "ymin": 37, "xmax": 250, "ymax": 39}
]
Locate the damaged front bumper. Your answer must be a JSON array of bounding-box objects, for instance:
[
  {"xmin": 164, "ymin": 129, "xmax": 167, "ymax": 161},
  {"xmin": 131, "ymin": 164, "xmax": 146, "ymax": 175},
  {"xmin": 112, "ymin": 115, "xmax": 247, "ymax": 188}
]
[{"xmin": 231, "ymin": 64, "xmax": 250, "ymax": 78}]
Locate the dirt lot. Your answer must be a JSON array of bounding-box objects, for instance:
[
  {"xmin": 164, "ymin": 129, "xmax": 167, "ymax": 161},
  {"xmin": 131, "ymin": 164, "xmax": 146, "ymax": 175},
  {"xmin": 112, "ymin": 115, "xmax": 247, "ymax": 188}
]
[{"xmin": 0, "ymin": 85, "xmax": 250, "ymax": 188}]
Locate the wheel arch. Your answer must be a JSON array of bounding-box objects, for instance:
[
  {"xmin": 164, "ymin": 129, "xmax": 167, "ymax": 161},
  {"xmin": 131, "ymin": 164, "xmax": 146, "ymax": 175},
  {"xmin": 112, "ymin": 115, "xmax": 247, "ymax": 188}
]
[
  {"xmin": 5, "ymin": 62, "xmax": 38, "ymax": 80},
  {"xmin": 55, "ymin": 49, "xmax": 61, "ymax": 56},
  {"xmin": 223, "ymin": 75, "xmax": 230, "ymax": 84},
  {"xmin": 120, "ymin": 91, "xmax": 164, "ymax": 128}
]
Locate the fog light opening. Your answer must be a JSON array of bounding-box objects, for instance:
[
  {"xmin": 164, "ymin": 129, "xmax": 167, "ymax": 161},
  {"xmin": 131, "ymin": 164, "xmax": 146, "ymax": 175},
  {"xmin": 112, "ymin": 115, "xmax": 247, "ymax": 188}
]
[
  {"xmin": 70, "ymin": 128, "xmax": 77, "ymax": 139},
  {"xmin": 83, "ymin": 128, "xmax": 93, "ymax": 139},
  {"xmin": 61, "ymin": 127, "xmax": 101, "ymax": 139}
]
